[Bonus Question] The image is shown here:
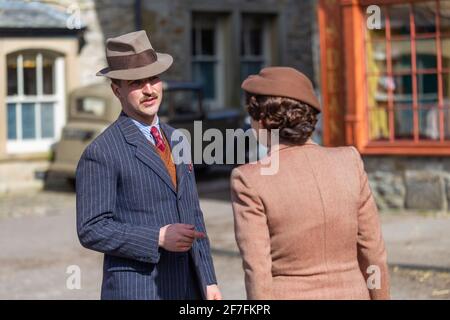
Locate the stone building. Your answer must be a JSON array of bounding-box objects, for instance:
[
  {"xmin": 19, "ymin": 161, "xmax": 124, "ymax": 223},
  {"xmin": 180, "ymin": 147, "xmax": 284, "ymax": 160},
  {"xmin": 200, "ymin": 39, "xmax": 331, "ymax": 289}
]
[
  {"xmin": 0, "ymin": 0, "xmax": 319, "ymax": 193},
  {"xmin": 1, "ymin": 0, "xmax": 449, "ymax": 212},
  {"xmin": 0, "ymin": 0, "xmax": 84, "ymax": 193}
]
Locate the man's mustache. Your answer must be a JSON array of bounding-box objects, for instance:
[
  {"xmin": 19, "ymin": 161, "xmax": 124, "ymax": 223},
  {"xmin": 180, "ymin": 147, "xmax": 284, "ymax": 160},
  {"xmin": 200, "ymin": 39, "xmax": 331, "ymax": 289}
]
[{"xmin": 140, "ymin": 93, "xmax": 159, "ymax": 103}]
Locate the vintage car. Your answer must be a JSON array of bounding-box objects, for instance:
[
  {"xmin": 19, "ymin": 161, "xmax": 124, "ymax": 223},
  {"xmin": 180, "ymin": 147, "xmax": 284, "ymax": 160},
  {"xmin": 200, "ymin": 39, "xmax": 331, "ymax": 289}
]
[{"xmin": 47, "ymin": 81, "xmax": 247, "ymax": 182}]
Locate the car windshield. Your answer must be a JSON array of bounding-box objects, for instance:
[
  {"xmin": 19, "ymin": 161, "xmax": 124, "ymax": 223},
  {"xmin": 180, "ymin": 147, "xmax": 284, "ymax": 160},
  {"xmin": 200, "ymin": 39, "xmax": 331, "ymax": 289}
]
[
  {"xmin": 159, "ymin": 89, "xmax": 200, "ymax": 117},
  {"xmin": 74, "ymin": 97, "xmax": 106, "ymax": 118}
]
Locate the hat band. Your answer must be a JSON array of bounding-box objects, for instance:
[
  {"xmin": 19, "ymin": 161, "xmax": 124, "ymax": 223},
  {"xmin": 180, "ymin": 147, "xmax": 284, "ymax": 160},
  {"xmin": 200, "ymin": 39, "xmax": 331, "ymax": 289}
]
[{"xmin": 107, "ymin": 48, "xmax": 157, "ymax": 71}]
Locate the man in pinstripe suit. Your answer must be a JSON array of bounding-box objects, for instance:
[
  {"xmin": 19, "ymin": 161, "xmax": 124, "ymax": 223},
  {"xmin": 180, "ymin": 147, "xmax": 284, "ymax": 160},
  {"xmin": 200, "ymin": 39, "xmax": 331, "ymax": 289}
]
[{"xmin": 76, "ymin": 30, "xmax": 221, "ymax": 300}]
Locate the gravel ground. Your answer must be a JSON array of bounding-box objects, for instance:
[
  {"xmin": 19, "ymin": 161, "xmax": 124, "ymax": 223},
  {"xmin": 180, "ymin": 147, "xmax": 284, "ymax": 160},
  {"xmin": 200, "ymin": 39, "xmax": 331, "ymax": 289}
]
[{"xmin": 0, "ymin": 171, "xmax": 449, "ymax": 300}]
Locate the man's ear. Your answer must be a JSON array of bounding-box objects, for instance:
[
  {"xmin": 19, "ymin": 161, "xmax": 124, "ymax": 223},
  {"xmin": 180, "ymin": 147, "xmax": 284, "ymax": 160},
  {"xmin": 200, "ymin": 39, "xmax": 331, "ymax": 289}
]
[{"xmin": 111, "ymin": 82, "xmax": 121, "ymax": 99}]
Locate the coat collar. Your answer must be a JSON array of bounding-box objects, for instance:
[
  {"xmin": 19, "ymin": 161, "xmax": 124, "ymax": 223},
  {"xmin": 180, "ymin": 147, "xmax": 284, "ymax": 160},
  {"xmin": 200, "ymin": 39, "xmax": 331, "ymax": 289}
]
[
  {"xmin": 117, "ymin": 112, "xmax": 188, "ymax": 196},
  {"xmin": 268, "ymin": 139, "xmax": 318, "ymax": 155}
]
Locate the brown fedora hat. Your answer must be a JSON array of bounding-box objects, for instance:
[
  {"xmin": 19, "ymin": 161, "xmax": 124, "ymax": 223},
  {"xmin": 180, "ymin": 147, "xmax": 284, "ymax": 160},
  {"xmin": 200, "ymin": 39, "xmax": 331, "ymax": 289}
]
[
  {"xmin": 241, "ymin": 66, "xmax": 321, "ymax": 112},
  {"xmin": 96, "ymin": 30, "xmax": 173, "ymax": 80}
]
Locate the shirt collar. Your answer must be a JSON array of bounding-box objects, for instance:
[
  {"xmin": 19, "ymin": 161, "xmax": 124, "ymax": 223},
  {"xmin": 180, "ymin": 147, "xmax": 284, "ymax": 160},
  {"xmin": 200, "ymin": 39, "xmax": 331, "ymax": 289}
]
[
  {"xmin": 131, "ymin": 115, "xmax": 160, "ymax": 131},
  {"xmin": 130, "ymin": 115, "xmax": 164, "ymax": 146}
]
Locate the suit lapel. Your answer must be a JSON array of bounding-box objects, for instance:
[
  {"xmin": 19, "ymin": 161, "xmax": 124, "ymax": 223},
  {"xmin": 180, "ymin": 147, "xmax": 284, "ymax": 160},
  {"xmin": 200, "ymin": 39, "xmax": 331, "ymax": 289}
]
[{"xmin": 117, "ymin": 113, "xmax": 177, "ymax": 195}]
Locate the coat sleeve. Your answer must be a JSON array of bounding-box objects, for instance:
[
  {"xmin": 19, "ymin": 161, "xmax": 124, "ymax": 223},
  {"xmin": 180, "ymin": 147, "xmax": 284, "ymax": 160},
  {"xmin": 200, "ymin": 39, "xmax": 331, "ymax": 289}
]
[
  {"xmin": 230, "ymin": 168, "xmax": 272, "ymax": 300},
  {"xmin": 189, "ymin": 166, "xmax": 218, "ymax": 286},
  {"xmin": 76, "ymin": 142, "xmax": 161, "ymax": 264},
  {"xmin": 351, "ymin": 147, "xmax": 390, "ymax": 300}
]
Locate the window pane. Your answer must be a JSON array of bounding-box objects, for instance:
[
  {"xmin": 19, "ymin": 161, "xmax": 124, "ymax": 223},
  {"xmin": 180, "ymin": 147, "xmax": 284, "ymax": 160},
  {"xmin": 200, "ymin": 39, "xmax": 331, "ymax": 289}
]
[
  {"xmin": 419, "ymin": 107, "xmax": 440, "ymax": 140},
  {"xmin": 418, "ymin": 73, "xmax": 438, "ymax": 106},
  {"xmin": 191, "ymin": 29, "xmax": 197, "ymax": 56},
  {"xmin": 414, "ymin": 2, "xmax": 436, "ymax": 34},
  {"xmin": 242, "ymin": 15, "xmax": 266, "ymax": 56},
  {"xmin": 240, "ymin": 62, "xmax": 263, "ymax": 83},
  {"xmin": 76, "ymin": 97, "xmax": 106, "ymax": 117},
  {"xmin": 367, "ymin": 75, "xmax": 393, "ymax": 104},
  {"xmin": 7, "ymin": 103, "xmax": 17, "ymax": 140},
  {"xmin": 393, "ymin": 74, "xmax": 413, "ymax": 104},
  {"xmin": 391, "ymin": 40, "xmax": 411, "ymax": 71},
  {"xmin": 366, "ymin": 75, "xmax": 414, "ymax": 105},
  {"xmin": 441, "ymin": 0, "xmax": 450, "ymax": 34},
  {"xmin": 201, "ymin": 28, "xmax": 215, "ymax": 56},
  {"xmin": 22, "ymin": 103, "xmax": 36, "ymax": 139},
  {"xmin": 442, "ymin": 38, "xmax": 450, "ymax": 69},
  {"xmin": 240, "ymin": 30, "xmax": 245, "ymax": 56},
  {"xmin": 23, "ymin": 54, "xmax": 37, "ymax": 95},
  {"xmin": 41, "ymin": 103, "xmax": 54, "ymax": 138},
  {"xmin": 161, "ymin": 90, "xmax": 200, "ymax": 117},
  {"xmin": 42, "ymin": 55, "xmax": 54, "ymax": 95},
  {"xmin": 443, "ymin": 72, "xmax": 450, "ymax": 103},
  {"xmin": 445, "ymin": 108, "xmax": 450, "ymax": 139},
  {"xmin": 249, "ymin": 28, "xmax": 262, "ymax": 56},
  {"xmin": 394, "ymin": 107, "xmax": 414, "ymax": 139},
  {"xmin": 369, "ymin": 105, "xmax": 390, "ymax": 141},
  {"xmin": 416, "ymin": 39, "xmax": 437, "ymax": 69},
  {"xmin": 7, "ymin": 56, "xmax": 18, "ymax": 96},
  {"xmin": 366, "ymin": 41, "xmax": 387, "ymax": 73},
  {"xmin": 389, "ymin": 5, "xmax": 411, "ymax": 36},
  {"xmin": 192, "ymin": 61, "xmax": 215, "ymax": 99}
]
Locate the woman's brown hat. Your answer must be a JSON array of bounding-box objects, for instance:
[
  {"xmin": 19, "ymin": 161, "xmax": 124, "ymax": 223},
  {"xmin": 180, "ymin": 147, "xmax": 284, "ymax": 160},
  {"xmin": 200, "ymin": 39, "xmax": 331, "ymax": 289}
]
[
  {"xmin": 241, "ymin": 67, "xmax": 321, "ymax": 112},
  {"xmin": 97, "ymin": 30, "xmax": 173, "ymax": 80}
]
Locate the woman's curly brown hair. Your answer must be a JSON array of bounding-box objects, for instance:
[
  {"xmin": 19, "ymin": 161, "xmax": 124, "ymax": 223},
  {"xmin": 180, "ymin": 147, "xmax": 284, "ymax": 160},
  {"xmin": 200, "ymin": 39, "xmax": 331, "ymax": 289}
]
[{"xmin": 246, "ymin": 94, "xmax": 319, "ymax": 145}]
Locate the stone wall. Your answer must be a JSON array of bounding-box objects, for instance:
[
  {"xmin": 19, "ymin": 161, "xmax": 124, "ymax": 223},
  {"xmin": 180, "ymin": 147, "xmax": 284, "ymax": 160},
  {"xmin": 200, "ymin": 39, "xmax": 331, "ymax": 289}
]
[
  {"xmin": 0, "ymin": 160, "xmax": 49, "ymax": 195},
  {"xmin": 364, "ymin": 156, "xmax": 450, "ymax": 211},
  {"xmin": 39, "ymin": 0, "xmax": 137, "ymax": 86},
  {"xmin": 35, "ymin": 0, "xmax": 116, "ymax": 86}
]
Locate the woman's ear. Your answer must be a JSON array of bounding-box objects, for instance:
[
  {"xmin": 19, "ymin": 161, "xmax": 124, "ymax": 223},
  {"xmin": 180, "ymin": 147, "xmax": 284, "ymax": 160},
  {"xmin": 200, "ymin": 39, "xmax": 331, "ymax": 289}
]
[{"xmin": 258, "ymin": 120, "xmax": 266, "ymax": 130}]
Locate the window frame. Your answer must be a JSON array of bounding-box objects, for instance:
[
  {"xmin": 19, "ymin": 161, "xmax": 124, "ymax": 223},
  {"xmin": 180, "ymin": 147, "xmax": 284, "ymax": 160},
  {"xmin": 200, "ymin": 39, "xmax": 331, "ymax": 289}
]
[
  {"xmin": 6, "ymin": 50, "xmax": 66, "ymax": 154},
  {"xmin": 240, "ymin": 14, "xmax": 272, "ymax": 76},
  {"xmin": 239, "ymin": 14, "xmax": 273, "ymax": 104},
  {"xmin": 339, "ymin": 0, "xmax": 450, "ymax": 155},
  {"xmin": 191, "ymin": 15, "xmax": 225, "ymax": 110}
]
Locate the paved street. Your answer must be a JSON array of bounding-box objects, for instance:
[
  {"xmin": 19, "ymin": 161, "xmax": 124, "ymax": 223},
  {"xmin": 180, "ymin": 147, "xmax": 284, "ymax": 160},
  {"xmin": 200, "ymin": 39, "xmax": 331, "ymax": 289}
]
[{"xmin": 0, "ymin": 168, "xmax": 449, "ymax": 300}]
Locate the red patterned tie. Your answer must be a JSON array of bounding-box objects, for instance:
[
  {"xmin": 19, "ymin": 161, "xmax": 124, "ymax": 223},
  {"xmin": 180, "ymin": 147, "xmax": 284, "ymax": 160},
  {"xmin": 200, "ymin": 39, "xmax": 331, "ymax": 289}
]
[{"xmin": 150, "ymin": 126, "xmax": 165, "ymax": 152}]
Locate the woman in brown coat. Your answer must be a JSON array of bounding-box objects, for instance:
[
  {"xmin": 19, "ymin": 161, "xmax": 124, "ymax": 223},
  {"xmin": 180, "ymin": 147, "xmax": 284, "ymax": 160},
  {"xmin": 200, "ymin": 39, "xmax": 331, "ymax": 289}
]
[{"xmin": 231, "ymin": 67, "xmax": 390, "ymax": 300}]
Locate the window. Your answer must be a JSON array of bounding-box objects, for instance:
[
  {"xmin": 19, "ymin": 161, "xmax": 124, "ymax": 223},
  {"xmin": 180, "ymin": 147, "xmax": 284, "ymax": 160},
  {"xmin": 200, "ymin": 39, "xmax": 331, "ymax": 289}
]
[
  {"xmin": 159, "ymin": 89, "xmax": 202, "ymax": 119},
  {"xmin": 75, "ymin": 97, "xmax": 106, "ymax": 118},
  {"xmin": 240, "ymin": 15, "xmax": 270, "ymax": 83},
  {"xmin": 6, "ymin": 50, "xmax": 65, "ymax": 154},
  {"xmin": 365, "ymin": 0, "xmax": 450, "ymax": 144},
  {"xmin": 191, "ymin": 15, "xmax": 224, "ymax": 110},
  {"xmin": 240, "ymin": 14, "xmax": 274, "ymax": 106}
]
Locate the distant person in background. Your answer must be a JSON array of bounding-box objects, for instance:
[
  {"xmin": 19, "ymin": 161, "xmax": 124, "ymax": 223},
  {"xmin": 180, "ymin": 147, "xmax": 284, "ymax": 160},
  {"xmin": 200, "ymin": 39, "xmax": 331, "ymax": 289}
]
[
  {"xmin": 230, "ymin": 67, "xmax": 390, "ymax": 299},
  {"xmin": 76, "ymin": 30, "xmax": 221, "ymax": 300}
]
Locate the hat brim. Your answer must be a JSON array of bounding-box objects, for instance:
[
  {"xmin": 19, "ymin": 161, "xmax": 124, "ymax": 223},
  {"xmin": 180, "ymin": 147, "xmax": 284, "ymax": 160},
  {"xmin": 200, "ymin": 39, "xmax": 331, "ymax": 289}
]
[{"xmin": 96, "ymin": 53, "xmax": 173, "ymax": 80}]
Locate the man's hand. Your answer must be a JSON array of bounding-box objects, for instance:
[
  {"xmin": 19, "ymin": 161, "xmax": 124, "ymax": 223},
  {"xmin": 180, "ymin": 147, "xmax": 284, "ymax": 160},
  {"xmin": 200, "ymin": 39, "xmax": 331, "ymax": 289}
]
[
  {"xmin": 206, "ymin": 284, "xmax": 222, "ymax": 300},
  {"xmin": 159, "ymin": 224, "xmax": 205, "ymax": 252}
]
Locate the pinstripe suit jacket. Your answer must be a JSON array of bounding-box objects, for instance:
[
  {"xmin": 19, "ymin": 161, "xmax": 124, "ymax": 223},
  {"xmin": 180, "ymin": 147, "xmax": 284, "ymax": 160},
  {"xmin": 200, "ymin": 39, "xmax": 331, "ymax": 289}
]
[{"xmin": 76, "ymin": 112, "xmax": 217, "ymax": 300}]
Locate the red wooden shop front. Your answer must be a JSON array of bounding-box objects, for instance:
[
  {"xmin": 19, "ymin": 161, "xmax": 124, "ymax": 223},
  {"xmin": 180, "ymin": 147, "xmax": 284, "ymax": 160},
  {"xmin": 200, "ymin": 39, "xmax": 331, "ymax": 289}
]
[{"xmin": 318, "ymin": 0, "xmax": 450, "ymax": 155}]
